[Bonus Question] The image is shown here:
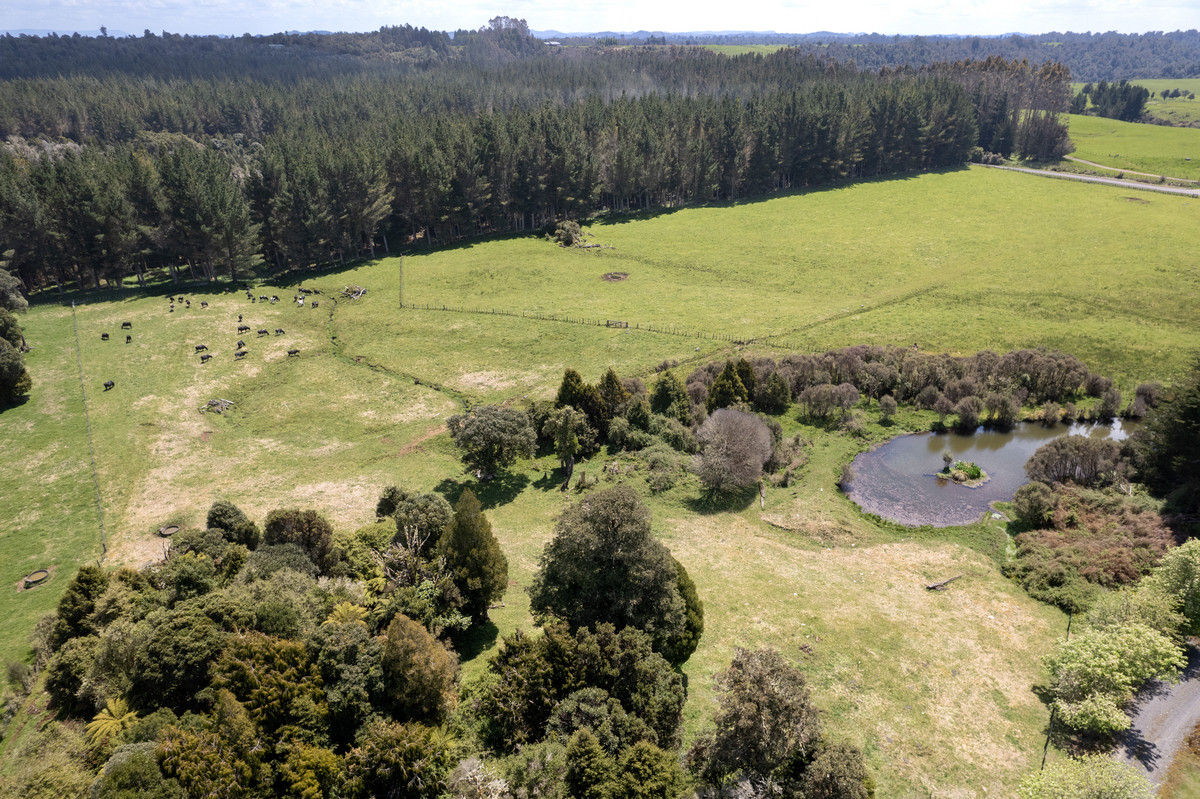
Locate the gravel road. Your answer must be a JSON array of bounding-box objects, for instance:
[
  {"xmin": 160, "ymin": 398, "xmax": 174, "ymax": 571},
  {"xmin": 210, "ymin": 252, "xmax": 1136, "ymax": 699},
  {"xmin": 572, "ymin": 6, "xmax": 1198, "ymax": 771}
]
[
  {"xmin": 1114, "ymin": 646, "xmax": 1200, "ymax": 786},
  {"xmin": 981, "ymin": 164, "xmax": 1200, "ymax": 198}
]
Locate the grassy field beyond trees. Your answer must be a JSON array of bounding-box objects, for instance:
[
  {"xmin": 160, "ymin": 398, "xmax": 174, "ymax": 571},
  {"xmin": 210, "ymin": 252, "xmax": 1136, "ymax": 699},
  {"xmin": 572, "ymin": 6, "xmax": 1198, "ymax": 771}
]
[
  {"xmin": 1064, "ymin": 113, "xmax": 1200, "ymax": 179},
  {"xmin": 3, "ymin": 164, "xmax": 1199, "ymax": 795}
]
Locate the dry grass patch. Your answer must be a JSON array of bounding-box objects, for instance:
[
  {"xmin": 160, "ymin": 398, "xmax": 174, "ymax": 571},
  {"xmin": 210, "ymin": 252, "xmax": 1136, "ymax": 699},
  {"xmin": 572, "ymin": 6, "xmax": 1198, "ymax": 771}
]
[{"xmin": 664, "ymin": 514, "xmax": 1062, "ymax": 798}]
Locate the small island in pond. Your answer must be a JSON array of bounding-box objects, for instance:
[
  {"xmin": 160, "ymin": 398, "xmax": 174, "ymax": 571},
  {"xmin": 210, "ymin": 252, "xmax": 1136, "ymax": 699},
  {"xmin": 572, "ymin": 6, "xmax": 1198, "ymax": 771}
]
[{"xmin": 937, "ymin": 454, "xmax": 990, "ymax": 487}]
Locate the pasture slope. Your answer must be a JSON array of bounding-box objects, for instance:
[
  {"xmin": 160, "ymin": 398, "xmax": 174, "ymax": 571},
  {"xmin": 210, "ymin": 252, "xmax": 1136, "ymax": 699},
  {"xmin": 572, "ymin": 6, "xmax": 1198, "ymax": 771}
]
[
  {"xmin": 3, "ymin": 164, "xmax": 1200, "ymax": 796},
  {"xmin": 1065, "ymin": 113, "xmax": 1200, "ymax": 180}
]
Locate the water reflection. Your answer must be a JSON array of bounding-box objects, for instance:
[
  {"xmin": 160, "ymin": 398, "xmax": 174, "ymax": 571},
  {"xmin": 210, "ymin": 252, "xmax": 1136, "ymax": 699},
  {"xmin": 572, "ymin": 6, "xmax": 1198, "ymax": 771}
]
[{"xmin": 844, "ymin": 419, "xmax": 1138, "ymax": 527}]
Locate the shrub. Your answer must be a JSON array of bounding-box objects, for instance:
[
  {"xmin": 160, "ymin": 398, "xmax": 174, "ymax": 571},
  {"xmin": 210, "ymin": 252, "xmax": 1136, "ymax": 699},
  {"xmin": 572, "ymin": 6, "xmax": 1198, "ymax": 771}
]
[
  {"xmin": 1024, "ymin": 435, "xmax": 1125, "ymax": 487},
  {"xmin": 393, "ymin": 491, "xmax": 453, "ymax": 554},
  {"xmin": 953, "ymin": 396, "xmax": 984, "ymax": 431},
  {"xmin": 205, "ymin": 500, "xmax": 259, "ymax": 549},
  {"xmin": 878, "ymin": 394, "xmax": 897, "ymax": 422},
  {"xmin": 263, "ymin": 508, "xmax": 337, "ymax": 574},
  {"xmin": 608, "ymin": 417, "xmax": 653, "ymax": 451},
  {"xmin": 648, "ymin": 413, "xmax": 696, "ymax": 453},
  {"xmin": 694, "ymin": 408, "xmax": 773, "ymax": 494},
  {"xmin": 1012, "ymin": 481, "xmax": 1056, "ymax": 526}
]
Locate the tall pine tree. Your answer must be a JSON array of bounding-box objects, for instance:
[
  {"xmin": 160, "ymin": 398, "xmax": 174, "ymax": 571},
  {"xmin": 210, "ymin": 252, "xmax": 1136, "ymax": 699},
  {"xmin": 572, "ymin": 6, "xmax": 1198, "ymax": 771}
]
[{"xmin": 438, "ymin": 489, "xmax": 508, "ymax": 622}]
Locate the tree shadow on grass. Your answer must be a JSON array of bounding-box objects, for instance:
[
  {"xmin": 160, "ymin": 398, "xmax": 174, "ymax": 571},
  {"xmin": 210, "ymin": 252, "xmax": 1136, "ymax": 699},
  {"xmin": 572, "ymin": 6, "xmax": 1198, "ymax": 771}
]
[
  {"xmin": 452, "ymin": 619, "xmax": 500, "ymax": 662},
  {"xmin": 532, "ymin": 468, "xmax": 569, "ymax": 493},
  {"xmin": 435, "ymin": 471, "xmax": 530, "ymax": 510},
  {"xmin": 683, "ymin": 487, "xmax": 759, "ymax": 515}
]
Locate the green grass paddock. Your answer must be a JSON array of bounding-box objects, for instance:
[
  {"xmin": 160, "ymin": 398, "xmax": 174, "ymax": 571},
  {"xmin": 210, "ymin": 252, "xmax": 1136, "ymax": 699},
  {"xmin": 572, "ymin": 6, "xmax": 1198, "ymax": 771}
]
[{"xmin": 5, "ymin": 162, "xmax": 1200, "ymax": 795}]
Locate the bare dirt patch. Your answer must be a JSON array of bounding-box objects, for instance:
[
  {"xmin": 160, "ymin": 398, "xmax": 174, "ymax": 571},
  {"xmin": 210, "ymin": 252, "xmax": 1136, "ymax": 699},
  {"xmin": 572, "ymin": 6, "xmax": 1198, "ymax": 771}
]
[
  {"xmin": 200, "ymin": 431, "xmax": 213, "ymax": 442},
  {"xmin": 602, "ymin": 272, "xmax": 629, "ymax": 282}
]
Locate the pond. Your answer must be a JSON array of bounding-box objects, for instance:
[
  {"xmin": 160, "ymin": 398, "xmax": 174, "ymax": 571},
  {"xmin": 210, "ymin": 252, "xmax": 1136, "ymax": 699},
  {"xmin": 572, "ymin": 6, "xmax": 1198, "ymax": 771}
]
[{"xmin": 843, "ymin": 419, "xmax": 1138, "ymax": 527}]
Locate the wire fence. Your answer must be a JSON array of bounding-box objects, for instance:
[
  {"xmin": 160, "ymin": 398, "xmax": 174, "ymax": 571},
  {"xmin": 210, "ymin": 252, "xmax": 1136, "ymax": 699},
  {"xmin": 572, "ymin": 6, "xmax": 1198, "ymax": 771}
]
[
  {"xmin": 399, "ymin": 301, "xmax": 760, "ymax": 345},
  {"xmin": 70, "ymin": 302, "xmax": 108, "ymax": 562}
]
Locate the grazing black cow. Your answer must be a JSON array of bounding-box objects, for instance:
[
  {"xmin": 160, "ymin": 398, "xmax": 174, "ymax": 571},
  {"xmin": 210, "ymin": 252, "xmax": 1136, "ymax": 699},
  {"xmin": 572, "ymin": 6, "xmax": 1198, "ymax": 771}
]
[
  {"xmin": 287, "ymin": 349, "xmax": 300, "ymax": 357},
  {"xmin": 101, "ymin": 333, "xmax": 109, "ymax": 340},
  {"xmin": 200, "ymin": 301, "xmax": 208, "ymax": 308},
  {"xmin": 312, "ymin": 301, "xmax": 318, "ymax": 309},
  {"xmin": 200, "ymin": 353, "xmax": 212, "ymax": 363},
  {"xmin": 103, "ymin": 380, "xmax": 114, "ymax": 391},
  {"xmin": 121, "ymin": 321, "xmax": 132, "ymax": 329},
  {"xmin": 234, "ymin": 351, "xmax": 247, "ymax": 360},
  {"xmin": 257, "ymin": 329, "xmax": 269, "ymax": 337},
  {"xmin": 238, "ymin": 314, "xmax": 243, "ymax": 323},
  {"xmin": 194, "ymin": 344, "xmax": 208, "ymax": 352},
  {"xmin": 270, "ymin": 295, "xmax": 279, "ymax": 303},
  {"xmin": 259, "ymin": 295, "xmax": 268, "ymax": 301},
  {"xmin": 236, "ymin": 340, "xmax": 245, "ymax": 349},
  {"xmin": 125, "ymin": 335, "xmax": 132, "ymax": 343},
  {"xmin": 238, "ymin": 325, "xmax": 250, "ymax": 333},
  {"xmin": 274, "ymin": 328, "xmax": 284, "ymax": 336}
]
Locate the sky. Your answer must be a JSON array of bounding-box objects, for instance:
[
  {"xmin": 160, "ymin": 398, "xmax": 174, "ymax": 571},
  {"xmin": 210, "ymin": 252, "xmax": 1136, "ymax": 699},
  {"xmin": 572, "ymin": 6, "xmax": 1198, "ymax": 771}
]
[{"xmin": 2, "ymin": 0, "xmax": 1196, "ymax": 38}]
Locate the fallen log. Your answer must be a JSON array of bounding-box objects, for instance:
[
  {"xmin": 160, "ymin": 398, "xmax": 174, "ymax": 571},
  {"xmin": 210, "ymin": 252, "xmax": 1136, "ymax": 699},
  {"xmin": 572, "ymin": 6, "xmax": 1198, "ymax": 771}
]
[{"xmin": 926, "ymin": 575, "xmax": 963, "ymax": 591}]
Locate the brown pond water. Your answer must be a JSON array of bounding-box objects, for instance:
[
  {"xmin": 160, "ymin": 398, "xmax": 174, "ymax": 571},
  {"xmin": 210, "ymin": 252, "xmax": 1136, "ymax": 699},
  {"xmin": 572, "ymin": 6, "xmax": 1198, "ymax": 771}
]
[{"xmin": 844, "ymin": 419, "xmax": 1139, "ymax": 527}]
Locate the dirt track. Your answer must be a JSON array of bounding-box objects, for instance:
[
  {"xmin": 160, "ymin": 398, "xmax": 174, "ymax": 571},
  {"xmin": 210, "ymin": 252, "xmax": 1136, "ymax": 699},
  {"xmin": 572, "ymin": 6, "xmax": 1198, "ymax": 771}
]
[{"xmin": 1114, "ymin": 646, "xmax": 1200, "ymax": 786}]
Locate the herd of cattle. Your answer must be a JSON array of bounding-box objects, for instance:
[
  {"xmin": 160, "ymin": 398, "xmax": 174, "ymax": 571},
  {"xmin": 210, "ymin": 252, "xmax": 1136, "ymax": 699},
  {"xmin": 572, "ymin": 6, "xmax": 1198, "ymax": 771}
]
[{"xmin": 97, "ymin": 288, "xmax": 320, "ymax": 391}]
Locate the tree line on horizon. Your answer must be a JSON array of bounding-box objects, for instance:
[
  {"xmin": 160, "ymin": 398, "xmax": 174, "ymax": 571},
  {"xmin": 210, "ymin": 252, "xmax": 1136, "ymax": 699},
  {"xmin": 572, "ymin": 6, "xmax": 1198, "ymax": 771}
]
[{"xmin": 1, "ymin": 24, "xmax": 1197, "ymax": 82}]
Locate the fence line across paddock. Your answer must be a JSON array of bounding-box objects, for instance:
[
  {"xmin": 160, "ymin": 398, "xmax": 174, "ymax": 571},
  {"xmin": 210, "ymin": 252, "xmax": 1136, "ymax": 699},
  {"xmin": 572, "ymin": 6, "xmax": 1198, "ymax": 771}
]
[
  {"xmin": 397, "ymin": 301, "xmax": 774, "ymax": 346},
  {"xmin": 70, "ymin": 302, "xmax": 108, "ymax": 562}
]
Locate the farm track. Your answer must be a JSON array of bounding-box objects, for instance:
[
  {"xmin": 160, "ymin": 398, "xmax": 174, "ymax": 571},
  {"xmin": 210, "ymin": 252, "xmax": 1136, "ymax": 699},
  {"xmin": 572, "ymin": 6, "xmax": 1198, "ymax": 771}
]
[
  {"xmin": 1115, "ymin": 646, "xmax": 1200, "ymax": 786},
  {"xmin": 981, "ymin": 164, "xmax": 1200, "ymax": 197},
  {"xmin": 1065, "ymin": 155, "xmax": 1200, "ymax": 183}
]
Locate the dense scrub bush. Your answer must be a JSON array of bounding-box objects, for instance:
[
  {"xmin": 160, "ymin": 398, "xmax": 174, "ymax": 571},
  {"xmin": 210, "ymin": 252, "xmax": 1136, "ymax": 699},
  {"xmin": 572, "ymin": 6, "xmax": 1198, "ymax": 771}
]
[
  {"xmin": 239, "ymin": 543, "xmax": 318, "ymax": 581},
  {"xmin": 1006, "ymin": 487, "xmax": 1175, "ymax": 612},
  {"xmin": 263, "ymin": 508, "xmax": 338, "ymax": 573},
  {"xmin": 607, "ymin": 417, "xmax": 654, "ymax": 451},
  {"xmin": 475, "ymin": 622, "xmax": 685, "ymax": 753},
  {"xmin": 1131, "ymin": 356, "xmax": 1200, "ymax": 514},
  {"xmin": 648, "ymin": 413, "xmax": 697, "ymax": 453},
  {"xmin": 643, "ymin": 444, "xmax": 681, "ymax": 493},
  {"xmin": 205, "ymin": 500, "xmax": 260, "ymax": 549},
  {"xmin": 1024, "ymin": 435, "xmax": 1126, "ymax": 487}
]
